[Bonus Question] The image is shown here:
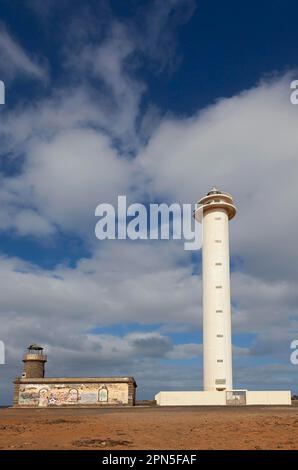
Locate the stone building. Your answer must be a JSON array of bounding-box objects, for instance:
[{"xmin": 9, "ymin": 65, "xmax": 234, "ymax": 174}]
[{"xmin": 13, "ymin": 344, "xmax": 137, "ymax": 408}]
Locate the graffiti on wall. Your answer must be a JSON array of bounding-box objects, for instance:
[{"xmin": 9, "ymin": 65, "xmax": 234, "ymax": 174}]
[
  {"xmin": 37, "ymin": 387, "xmax": 79, "ymax": 407},
  {"xmin": 19, "ymin": 383, "xmax": 127, "ymax": 407}
]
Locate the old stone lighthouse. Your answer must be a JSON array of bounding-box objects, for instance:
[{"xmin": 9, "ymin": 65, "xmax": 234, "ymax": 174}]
[{"xmin": 13, "ymin": 344, "xmax": 137, "ymax": 407}]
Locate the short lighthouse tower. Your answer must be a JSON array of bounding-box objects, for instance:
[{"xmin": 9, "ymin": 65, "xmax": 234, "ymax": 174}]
[{"xmin": 22, "ymin": 344, "xmax": 47, "ymax": 379}]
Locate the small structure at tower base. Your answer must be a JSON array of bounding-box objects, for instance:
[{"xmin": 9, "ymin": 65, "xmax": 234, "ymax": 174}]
[{"xmin": 155, "ymin": 390, "xmax": 291, "ymax": 406}]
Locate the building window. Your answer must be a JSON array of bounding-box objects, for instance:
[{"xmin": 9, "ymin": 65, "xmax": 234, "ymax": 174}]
[
  {"xmin": 215, "ymin": 379, "xmax": 226, "ymax": 385},
  {"xmin": 217, "ymin": 334, "xmax": 223, "ymax": 338},
  {"xmin": 98, "ymin": 386, "xmax": 108, "ymax": 402},
  {"xmin": 215, "ymin": 217, "xmax": 222, "ymax": 220},
  {"xmin": 215, "ymin": 262, "xmax": 222, "ymax": 266},
  {"xmin": 216, "ymin": 309, "xmax": 223, "ymax": 313},
  {"xmin": 217, "ymin": 359, "xmax": 223, "ymax": 363},
  {"xmin": 215, "ymin": 286, "xmax": 222, "ymax": 289},
  {"xmin": 215, "ymin": 240, "xmax": 222, "ymax": 243}
]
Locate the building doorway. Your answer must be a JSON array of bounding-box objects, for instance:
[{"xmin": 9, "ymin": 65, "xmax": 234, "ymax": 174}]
[{"xmin": 226, "ymin": 390, "xmax": 246, "ymax": 405}]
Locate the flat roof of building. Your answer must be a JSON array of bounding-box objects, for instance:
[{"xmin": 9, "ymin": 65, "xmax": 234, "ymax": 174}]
[{"xmin": 15, "ymin": 377, "xmax": 137, "ymax": 386}]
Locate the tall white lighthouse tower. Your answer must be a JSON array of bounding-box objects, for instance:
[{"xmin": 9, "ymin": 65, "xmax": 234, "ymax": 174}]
[
  {"xmin": 156, "ymin": 186, "xmax": 291, "ymax": 405},
  {"xmin": 195, "ymin": 187, "xmax": 236, "ymax": 392}
]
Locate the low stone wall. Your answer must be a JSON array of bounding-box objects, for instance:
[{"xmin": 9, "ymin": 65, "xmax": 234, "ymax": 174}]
[{"xmin": 13, "ymin": 377, "xmax": 136, "ymax": 407}]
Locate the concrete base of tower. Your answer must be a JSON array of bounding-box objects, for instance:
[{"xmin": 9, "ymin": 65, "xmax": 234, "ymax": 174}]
[{"xmin": 155, "ymin": 390, "xmax": 291, "ymax": 406}]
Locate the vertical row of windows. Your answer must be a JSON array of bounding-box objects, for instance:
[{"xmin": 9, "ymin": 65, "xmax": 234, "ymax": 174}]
[{"xmin": 215, "ymin": 214, "xmax": 224, "ymax": 369}]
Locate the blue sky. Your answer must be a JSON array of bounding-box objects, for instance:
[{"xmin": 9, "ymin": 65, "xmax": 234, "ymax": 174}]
[{"xmin": 0, "ymin": 0, "xmax": 298, "ymax": 404}]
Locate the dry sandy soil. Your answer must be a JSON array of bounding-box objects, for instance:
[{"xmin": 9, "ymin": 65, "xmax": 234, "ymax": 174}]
[{"xmin": 0, "ymin": 405, "xmax": 298, "ymax": 450}]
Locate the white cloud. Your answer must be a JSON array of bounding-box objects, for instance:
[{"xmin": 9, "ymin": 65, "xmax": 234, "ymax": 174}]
[
  {"xmin": 13, "ymin": 209, "xmax": 56, "ymax": 237},
  {"xmin": 130, "ymin": 0, "xmax": 196, "ymax": 72},
  {"xmin": 0, "ymin": 6, "xmax": 297, "ymax": 403},
  {"xmin": 64, "ymin": 21, "xmax": 145, "ymax": 150},
  {"xmin": 232, "ymin": 271, "xmax": 298, "ymax": 333},
  {"xmin": 0, "ymin": 114, "xmax": 133, "ymax": 237},
  {"xmin": 0, "ymin": 241, "xmax": 199, "ymax": 334},
  {"xmin": 138, "ymin": 75, "xmax": 298, "ymax": 282},
  {"xmin": 167, "ymin": 342, "xmax": 201, "ymax": 359},
  {"xmin": 0, "ymin": 76, "xmax": 297, "ymax": 380},
  {"xmin": 23, "ymin": 129, "xmax": 132, "ymax": 233},
  {"xmin": 0, "ymin": 24, "xmax": 47, "ymax": 80}
]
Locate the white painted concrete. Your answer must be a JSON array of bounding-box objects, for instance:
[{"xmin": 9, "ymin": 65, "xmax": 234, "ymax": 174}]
[
  {"xmin": 246, "ymin": 391, "xmax": 291, "ymax": 406},
  {"xmin": 195, "ymin": 189, "xmax": 236, "ymax": 391},
  {"xmin": 155, "ymin": 391, "xmax": 226, "ymax": 406},
  {"xmin": 155, "ymin": 390, "xmax": 291, "ymax": 406}
]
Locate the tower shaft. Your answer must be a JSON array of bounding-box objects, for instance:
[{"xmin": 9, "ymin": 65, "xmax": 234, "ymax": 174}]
[
  {"xmin": 195, "ymin": 188, "xmax": 236, "ymax": 392},
  {"xmin": 23, "ymin": 354, "xmax": 47, "ymax": 378},
  {"xmin": 22, "ymin": 344, "xmax": 47, "ymax": 378},
  {"xmin": 202, "ymin": 208, "xmax": 232, "ymax": 391}
]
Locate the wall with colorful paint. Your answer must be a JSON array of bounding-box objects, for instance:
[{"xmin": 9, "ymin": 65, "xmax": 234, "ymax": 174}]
[{"xmin": 17, "ymin": 382, "xmax": 130, "ymax": 407}]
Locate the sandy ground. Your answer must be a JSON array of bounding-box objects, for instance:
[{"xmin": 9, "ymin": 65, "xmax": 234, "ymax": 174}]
[{"xmin": 0, "ymin": 405, "xmax": 298, "ymax": 450}]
